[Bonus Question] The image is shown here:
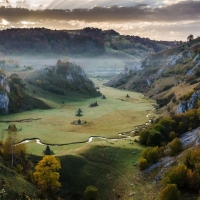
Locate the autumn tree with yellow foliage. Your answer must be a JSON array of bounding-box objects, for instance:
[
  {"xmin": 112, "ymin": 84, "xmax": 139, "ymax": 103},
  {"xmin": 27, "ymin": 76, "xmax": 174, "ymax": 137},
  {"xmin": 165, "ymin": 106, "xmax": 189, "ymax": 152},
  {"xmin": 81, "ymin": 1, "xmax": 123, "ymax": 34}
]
[{"xmin": 34, "ymin": 156, "xmax": 61, "ymax": 195}]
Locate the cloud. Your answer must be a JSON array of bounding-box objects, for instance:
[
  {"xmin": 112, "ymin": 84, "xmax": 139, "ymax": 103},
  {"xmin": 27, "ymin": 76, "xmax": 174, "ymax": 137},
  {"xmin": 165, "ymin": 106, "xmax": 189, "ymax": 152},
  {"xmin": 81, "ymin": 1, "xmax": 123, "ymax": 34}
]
[
  {"xmin": 0, "ymin": 1, "xmax": 200, "ymax": 23},
  {"xmin": 0, "ymin": 1, "xmax": 200, "ymax": 41}
]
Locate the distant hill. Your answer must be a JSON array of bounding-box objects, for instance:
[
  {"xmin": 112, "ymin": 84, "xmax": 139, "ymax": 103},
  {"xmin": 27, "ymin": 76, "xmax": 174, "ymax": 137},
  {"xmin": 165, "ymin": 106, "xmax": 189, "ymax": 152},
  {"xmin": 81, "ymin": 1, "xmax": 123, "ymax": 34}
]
[
  {"xmin": 0, "ymin": 60, "xmax": 100, "ymax": 114},
  {"xmin": 0, "ymin": 27, "xmax": 174, "ymax": 57},
  {"xmin": 25, "ymin": 60, "xmax": 99, "ymax": 97},
  {"xmin": 105, "ymin": 37, "xmax": 200, "ymax": 114}
]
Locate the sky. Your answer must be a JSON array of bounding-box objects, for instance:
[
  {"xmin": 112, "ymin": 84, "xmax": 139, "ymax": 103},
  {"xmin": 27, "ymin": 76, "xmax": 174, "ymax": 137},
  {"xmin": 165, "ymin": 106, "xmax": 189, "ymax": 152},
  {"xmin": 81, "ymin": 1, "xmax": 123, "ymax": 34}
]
[{"xmin": 0, "ymin": 0, "xmax": 200, "ymax": 41}]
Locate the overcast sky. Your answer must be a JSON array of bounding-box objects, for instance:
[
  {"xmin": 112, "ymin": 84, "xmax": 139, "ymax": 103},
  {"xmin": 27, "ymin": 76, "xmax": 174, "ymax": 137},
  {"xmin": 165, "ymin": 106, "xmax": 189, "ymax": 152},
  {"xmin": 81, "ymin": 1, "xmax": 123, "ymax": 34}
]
[{"xmin": 0, "ymin": 0, "xmax": 200, "ymax": 41}]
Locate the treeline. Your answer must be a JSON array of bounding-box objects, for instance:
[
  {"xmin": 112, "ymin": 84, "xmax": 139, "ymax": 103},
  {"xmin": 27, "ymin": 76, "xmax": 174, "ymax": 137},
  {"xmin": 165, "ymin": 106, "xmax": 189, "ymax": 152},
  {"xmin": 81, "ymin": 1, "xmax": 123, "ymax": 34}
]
[
  {"xmin": 125, "ymin": 35, "xmax": 173, "ymax": 52},
  {"xmin": 139, "ymin": 107, "xmax": 200, "ymax": 147},
  {"xmin": 137, "ymin": 96, "xmax": 200, "ymax": 199},
  {"xmin": 0, "ymin": 27, "xmax": 173, "ymax": 56},
  {"xmin": 159, "ymin": 147, "xmax": 200, "ymax": 200},
  {"xmin": 0, "ymin": 28, "xmax": 104, "ymax": 55}
]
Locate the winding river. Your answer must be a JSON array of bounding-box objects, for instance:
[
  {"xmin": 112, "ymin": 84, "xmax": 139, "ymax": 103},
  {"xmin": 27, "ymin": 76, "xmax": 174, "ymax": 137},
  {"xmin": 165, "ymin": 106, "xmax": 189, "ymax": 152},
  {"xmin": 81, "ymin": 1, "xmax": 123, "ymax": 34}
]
[{"xmin": 16, "ymin": 134, "xmax": 131, "ymax": 146}]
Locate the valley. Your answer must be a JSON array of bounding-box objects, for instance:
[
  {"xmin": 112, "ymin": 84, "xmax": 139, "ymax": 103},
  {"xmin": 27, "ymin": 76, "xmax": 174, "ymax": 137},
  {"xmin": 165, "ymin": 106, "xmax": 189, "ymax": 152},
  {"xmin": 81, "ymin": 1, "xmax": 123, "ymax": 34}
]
[
  {"xmin": 0, "ymin": 53, "xmax": 156, "ymax": 199},
  {"xmin": 0, "ymin": 28, "xmax": 200, "ymax": 200},
  {"xmin": 0, "ymin": 79, "xmax": 154, "ymax": 153}
]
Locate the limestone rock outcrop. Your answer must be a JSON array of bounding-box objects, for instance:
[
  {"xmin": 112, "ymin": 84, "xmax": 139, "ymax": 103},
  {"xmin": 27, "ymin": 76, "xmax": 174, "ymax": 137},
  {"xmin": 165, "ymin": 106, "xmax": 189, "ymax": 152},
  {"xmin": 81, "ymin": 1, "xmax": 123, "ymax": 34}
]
[
  {"xmin": 0, "ymin": 92, "xmax": 9, "ymax": 114},
  {"xmin": 176, "ymin": 90, "xmax": 200, "ymax": 114}
]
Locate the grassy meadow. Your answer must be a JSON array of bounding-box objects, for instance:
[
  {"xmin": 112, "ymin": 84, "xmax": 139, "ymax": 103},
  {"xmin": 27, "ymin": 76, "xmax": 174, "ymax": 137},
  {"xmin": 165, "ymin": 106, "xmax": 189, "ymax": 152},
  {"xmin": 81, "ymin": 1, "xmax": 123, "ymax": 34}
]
[{"xmin": 0, "ymin": 78, "xmax": 155, "ymax": 150}]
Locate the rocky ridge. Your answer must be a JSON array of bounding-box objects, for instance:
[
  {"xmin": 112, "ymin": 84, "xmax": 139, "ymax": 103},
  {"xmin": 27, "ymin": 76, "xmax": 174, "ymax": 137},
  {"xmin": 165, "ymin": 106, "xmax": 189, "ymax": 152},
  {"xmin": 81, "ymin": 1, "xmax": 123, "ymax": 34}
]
[
  {"xmin": 105, "ymin": 37, "xmax": 200, "ymax": 113},
  {"xmin": 0, "ymin": 70, "xmax": 10, "ymax": 113},
  {"xmin": 106, "ymin": 38, "xmax": 200, "ymax": 90}
]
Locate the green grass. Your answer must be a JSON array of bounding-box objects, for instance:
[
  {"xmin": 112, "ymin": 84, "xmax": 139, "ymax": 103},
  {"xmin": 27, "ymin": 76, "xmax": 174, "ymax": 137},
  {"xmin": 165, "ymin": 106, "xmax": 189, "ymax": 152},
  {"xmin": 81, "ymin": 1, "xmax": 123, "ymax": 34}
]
[
  {"xmin": 56, "ymin": 138, "xmax": 143, "ymax": 200},
  {"xmin": 0, "ymin": 160, "xmax": 37, "ymax": 199},
  {"xmin": 0, "ymin": 80, "xmax": 155, "ymax": 146}
]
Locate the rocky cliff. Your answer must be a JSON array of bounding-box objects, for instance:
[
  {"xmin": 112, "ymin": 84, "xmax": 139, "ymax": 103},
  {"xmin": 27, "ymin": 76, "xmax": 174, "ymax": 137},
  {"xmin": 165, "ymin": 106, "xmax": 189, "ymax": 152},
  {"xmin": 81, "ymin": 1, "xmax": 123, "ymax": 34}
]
[
  {"xmin": 0, "ymin": 69, "xmax": 10, "ymax": 114},
  {"xmin": 176, "ymin": 90, "xmax": 200, "ymax": 114},
  {"xmin": 0, "ymin": 70, "xmax": 10, "ymax": 93},
  {"xmin": 105, "ymin": 37, "xmax": 200, "ymax": 114},
  {"xmin": 0, "ymin": 92, "xmax": 9, "ymax": 113},
  {"xmin": 106, "ymin": 37, "xmax": 200, "ymax": 91}
]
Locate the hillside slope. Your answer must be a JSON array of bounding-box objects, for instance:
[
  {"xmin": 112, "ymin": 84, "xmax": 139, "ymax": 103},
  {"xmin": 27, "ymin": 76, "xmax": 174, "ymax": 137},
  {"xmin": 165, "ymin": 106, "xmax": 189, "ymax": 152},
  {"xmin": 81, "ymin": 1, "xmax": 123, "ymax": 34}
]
[
  {"xmin": 0, "ymin": 60, "xmax": 100, "ymax": 114},
  {"xmin": 106, "ymin": 37, "xmax": 200, "ymax": 114},
  {"xmin": 0, "ymin": 159, "xmax": 37, "ymax": 199},
  {"xmin": 0, "ymin": 28, "xmax": 173, "ymax": 58}
]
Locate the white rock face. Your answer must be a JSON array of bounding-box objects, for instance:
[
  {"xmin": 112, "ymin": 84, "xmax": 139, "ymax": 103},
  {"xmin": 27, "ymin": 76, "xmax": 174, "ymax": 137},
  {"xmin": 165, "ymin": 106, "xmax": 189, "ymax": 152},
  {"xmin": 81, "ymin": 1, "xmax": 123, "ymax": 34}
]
[
  {"xmin": 130, "ymin": 61, "xmax": 142, "ymax": 71},
  {"xmin": 146, "ymin": 79, "xmax": 151, "ymax": 86},
  {"xmin": 176, "ymin": 90, "xmax": 200, "ymax": 114},
  {"xmin": 166, "ymin": 54, "xmax": 183, "ymax": 66},
  {"xmin": 66, "ymin": 71, "xmax": 74, "ymax": 83},
  {"xmin": 0, "ymin": 92, "xmax": 9, "ymax": 114},
  {"xmin": 0, "ymin": 74, "xmax": 10, "ymax": 93}
]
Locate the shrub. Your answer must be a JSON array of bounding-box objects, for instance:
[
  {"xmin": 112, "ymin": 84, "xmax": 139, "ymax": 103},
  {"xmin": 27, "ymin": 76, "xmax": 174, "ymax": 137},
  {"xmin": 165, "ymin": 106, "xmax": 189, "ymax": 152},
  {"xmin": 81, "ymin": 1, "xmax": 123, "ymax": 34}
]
[
  {"xmin": 142, "ymin": 146, "xmax": 160, "ymax": 164},
  {"xmin": 186, "ymin": 169, "xmax": 200, "ymax": 190},
  {"xmin": 179, "ymin": 90, "xmax": 194, "ymax": 101},
  {"xmin": 159, "ymin": 117, "xmax": 176, "ymax": 140},
  {"xmin": 139, "ymin": 130, "xmax": 150, "ymax": 145},
  {"xmin": 184, "ymin": 148, "xmax": 200, "ymax": 169},
  {"xmin": 138, "ymin": 158, "xmax": 149, "ymax": 170},
  {"xmin": 36, "ymin": 80, "xmax": 42, "ymax": 86},
  {"xmin": 162, "ymin": 84, "xmax": 174, "ymax": 92},
  {"xmin": 168, "ymin": 138, "xmax": 182, "ymax": 156},
  {"xmin": 160, "ymin": 184, "xmax": 180, "ymax": 200},
  {"xmin": 156, "ymin": 93, "xmax": 175, "ymax": 108},
  {"xmin": 164, "ymin": 164, "xmax": 187, "ymax": 188},
  {"xmin": 84, "ymin": 186, "xmax": 98, "ymax": 200},
  {"xmin": 169, "ymin": 131, "xmax": 176, "ymax": 141},
  {"xmin": 147, "ymin": 129, "xmax": 163, "ymax": 146}
]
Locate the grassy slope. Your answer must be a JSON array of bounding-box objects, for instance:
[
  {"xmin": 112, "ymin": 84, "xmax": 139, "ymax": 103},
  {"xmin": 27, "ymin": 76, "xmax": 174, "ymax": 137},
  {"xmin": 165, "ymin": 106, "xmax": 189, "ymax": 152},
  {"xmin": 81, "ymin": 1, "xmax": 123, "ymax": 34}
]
[
  {"xmin": 0, "ymin": 160, "xmax": 37, "ymax": 199},
  {"xmin": 57, "ymin": 138, "xmax": 144, "ymax": 200}
]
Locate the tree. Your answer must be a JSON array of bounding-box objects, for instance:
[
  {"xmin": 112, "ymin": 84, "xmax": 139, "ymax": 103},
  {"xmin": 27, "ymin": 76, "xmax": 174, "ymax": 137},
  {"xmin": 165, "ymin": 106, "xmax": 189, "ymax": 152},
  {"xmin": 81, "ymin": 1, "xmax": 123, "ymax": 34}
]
[
  {"xmin": 44, "ymin": 145, "xmax": 51, "ymax": 155},
  {"xmin": 164, "ymin": 164, "xmax": 187, "ymax": 188},
  {"xmin": 2, "ymin": 132, "xmax": 27, "ymax": 167},
  {"xmin": 159, "ymin": 117, "xmax": 176, "ymax": 140},
  {"xmin": 160, "ymin": 184, "xmax": 180, "ymax": 200},
  {"xmin": 184, "ymin": 148, "xmax": 200, "ymax": 169},
  {"xmin": 84, "ymin": 186, "xmax": 98, "ymax": 200},
  {"xmin": 139, "ymin": 129, "xmax": 150, "ymax": 145},
  {"xmin": 33, "ymin": 156, "xmax": 61, "ymax": 194},
  {"xmin": 187, "ymin": 34, "xmax": 194, "ymax": 42},
  {"xmin": 168, "ymin": 138, "xmax": 182, "ymax": 156},
  {"xmin": 147, "ymin": 129, "xmax": 163, "ymax": 146},
  {"xmin": 186, "ymin": 169, "xmax": 200, "ymax": 190}
]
